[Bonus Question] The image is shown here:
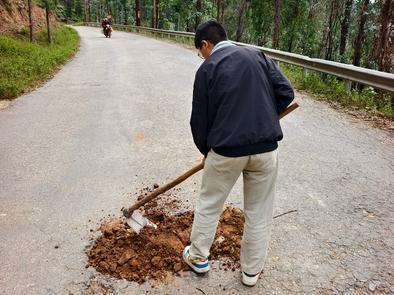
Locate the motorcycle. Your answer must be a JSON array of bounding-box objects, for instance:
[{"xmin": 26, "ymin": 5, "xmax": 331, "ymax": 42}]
[{"xmin": 103, "ymin": 24, "xmax": 112, "ymax": 38}]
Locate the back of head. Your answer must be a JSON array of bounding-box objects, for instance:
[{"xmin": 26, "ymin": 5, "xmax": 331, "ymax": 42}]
[{"xmin": 194, "ymin": 20, "xmax": 227, "ymax": 49}]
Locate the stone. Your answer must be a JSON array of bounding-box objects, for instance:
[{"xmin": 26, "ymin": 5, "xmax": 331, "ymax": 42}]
[
  {"xmin": 173, "ymin": 263, "xmax": 182, "ymax": 273},
  {"xmin": 117, "ymin": 249, "xmax": 135, "ymax": 265},
  {"xmin": 368, "ymin": 282, "xmax": 376, "ymax": 292},
  {"xmin": 151, "ymin": 256, "xmax": 162, "ymax": 267}
]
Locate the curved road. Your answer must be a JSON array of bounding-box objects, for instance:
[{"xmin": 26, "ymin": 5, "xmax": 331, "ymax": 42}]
[{"xmin": 0, "ymin": 26, "xmax": 393, "ymax": 294}]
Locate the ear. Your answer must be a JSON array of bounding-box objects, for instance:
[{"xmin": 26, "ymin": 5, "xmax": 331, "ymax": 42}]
[{"xmin": 201, "ymin": 40, "xmax": 209, "ymax": 48}]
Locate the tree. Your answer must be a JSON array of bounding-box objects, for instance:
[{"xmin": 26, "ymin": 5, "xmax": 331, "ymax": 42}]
[
  {"xmin": 322, "ymin": 0, "xmax": 341, "ymax": 61},
  {"xmin": 281, "ymin": 0, "xmax": 309, "ymax": 53},
  {"xmin": 272, "ymin": 0, "xmax": 281, "ymax": 49},
  {"xmin": 372, "ymin": 0, "xmax": 393, "ymax": 72},
  {"xmin": 353, "ymin": 0, "xmax": 370, "ymax": 67},
  {"xmin": 339, "ymin": 0, "xmax": 353, "ymax": 60},
  {"xmin": 235, "ymin": 0, "xmax": 250, "ymax": 42},
  {"xmin": 28, "ymin": 0, "xmax": 33, "ymax": 42},
  {"xmin": 152, "ymin": 0, "xmax": 159, "ymax": 28},
  {"xmin": 120, "ymin": 0, "xmax": 128, "ymax": 24},
  {"xmin": 75, "ymin": 0, "xmax": 83, "ymax": 19},
  {"xmin": 216, "ymin": 0, "xmax": 224, "ymax": 23},
  {"xmin": 84, "ymin": 0, "xmax": 90, "ymax": 22},
  {"xmin": 250, "ymin": 0, "xmax": 273, "ymax": 46},
  {"xmin": 40, "ymin": 0, "xmax": 57, "ymax": 43},
  {"xmin": 299, "ymin": 0, "xmax": 321, "ymax": 56},
  {"xmin": 65, "ymin": 0, "xmax": 73, "ymax": 21},
  {"xmin": 135, "ymin": 0, "xmax": 141, "ymax": 26},
  {"xmin": 195, "ymin": 0, "xmax": 202, "ymax": 31}
]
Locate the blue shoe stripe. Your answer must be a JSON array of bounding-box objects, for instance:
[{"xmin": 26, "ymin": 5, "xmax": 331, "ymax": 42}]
[{"xmin": 193, "ymin": 261, "xmax": 209, "ymax": 268}]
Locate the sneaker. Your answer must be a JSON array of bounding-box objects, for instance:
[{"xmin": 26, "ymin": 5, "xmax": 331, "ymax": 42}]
[
  {"xmin": 241, "ymin": 271, "xmax": 260, "ymax": 286},
  {"xmin": 182, "ymin": 245, "xmax": 210, "ymax": 273}
]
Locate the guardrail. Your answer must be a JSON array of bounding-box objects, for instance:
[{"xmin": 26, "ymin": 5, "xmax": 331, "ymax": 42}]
[{"xmin": 85, "ymin": 22, "xmax": 394, "ymax": 92}]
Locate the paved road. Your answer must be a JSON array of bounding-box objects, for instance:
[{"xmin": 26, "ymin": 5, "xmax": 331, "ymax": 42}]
[{"xmin": 0, "ymin": 26, "xmax": 393, "ymax": 294}]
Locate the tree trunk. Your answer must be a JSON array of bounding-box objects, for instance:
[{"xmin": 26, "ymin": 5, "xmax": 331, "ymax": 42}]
[
  {"xmin": 352, "ymin": 0, "xmax": 370, "ymax": 67},
  {"xmin": 66, "ymin": 0, "xmax": 72, "ymax": 22},
  {"xmin": 216, "ymin": 0, "xmax": 224, "ymax": 23},
  {"xmin": 152, "ymin": 0, "xmax": 159, "ymax": 28},
  {"xmin": 45, "ymin": 5, "xmax": 52, "ymax": 44},
  {"xmin": 152, "ymin": 0, "xmax": 156, "ymax": 28},
  {"xmin": 325, "ymin": 0, "xmax": 341, "ymax": 61},
  {"xmin": 272, "ymin": 0, "xmax": 281, "ymax": 49},
  {"xmin": 235, "ymin": 0, "xmax": 250, "ymax": 42},
  {"xmin": 123, "ymin": 0, "xmax": 128, "ymax": 24},
  {"xmin": 372, "ymin": 0, "xmax": 393, "ymax": 72},
  {"xmin": 216, "ymin": 0, "xmax": 220, "ymax": 22},
  {"xmin": 84, "ymin": 0, "xmax": 89, "ymax": 23},
  {"xmin": 156, "ymin": 0, "xmax": 159, "ymax": 28},
  {"xmin": 88, "ymin": 0, "xmax": 91, "ymax": 22},
  {"xmin": 195, "ymin": 0, "xmax": 202, "ymax": 31},
  {"xmin": 135, "ymin": 0, "xmax": 141, "ymax": 26},
  {"xmin": 339, "ymin": 0, "xmax": 353, "ymax": 59},
  {"xmin": 28, "ymin": 0, "xmax": 33, "ymax": 42},
  {"xmin": 301, "ymin": 0, "xmax": 318, "ymax": 55}
]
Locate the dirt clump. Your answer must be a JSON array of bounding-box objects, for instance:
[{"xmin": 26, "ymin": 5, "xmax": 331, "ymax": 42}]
[{"xmin": 86, "ymin": 192, "xmax": 244, "ymax": 284}]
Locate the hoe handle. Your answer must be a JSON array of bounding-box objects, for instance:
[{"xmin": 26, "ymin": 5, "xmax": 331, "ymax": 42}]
[
  {"xmin": 123, "ymin": 162, "xmax": 204, "ymax": 217},
  {"xmin": 123, "ymin": 102, "xmax": 299, "ymax": 218}
]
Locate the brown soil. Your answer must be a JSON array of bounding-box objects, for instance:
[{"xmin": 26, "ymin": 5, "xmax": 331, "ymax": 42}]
[
  {"xmin": 0, "ymin": 0, "xmax": 56, "ymax": 36},
  {"xmin": 86, "ymin": 188, "xmax": 244, "ymax": 284}
]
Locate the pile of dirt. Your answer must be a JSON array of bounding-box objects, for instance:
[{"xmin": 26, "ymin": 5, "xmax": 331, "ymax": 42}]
[{"xmin": 86, "ymin": 189, "xmax": 244, "ymax": 284}]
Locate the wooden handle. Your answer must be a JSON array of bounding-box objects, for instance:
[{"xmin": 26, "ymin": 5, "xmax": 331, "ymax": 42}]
[
  {"xmin": 123, "ymin": 162, "xmax": 204, "ymax": 217},
  {"xmin": 123, "ymin": 101, "xmax": 299, "ymax": 217},
  {"xmin": 279, "ymin": 102, "xmax": 299, "ymax": 119}
]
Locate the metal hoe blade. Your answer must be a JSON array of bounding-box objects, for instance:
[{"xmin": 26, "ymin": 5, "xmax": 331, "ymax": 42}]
[{"xmin": 126, "ymin": 210, "xmax": 157, "ymax": 234}]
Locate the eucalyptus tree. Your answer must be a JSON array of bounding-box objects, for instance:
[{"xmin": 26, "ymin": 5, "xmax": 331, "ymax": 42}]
[{"xmin": 39, "ymin": 0, "xmax": 58, "ymax": 43}]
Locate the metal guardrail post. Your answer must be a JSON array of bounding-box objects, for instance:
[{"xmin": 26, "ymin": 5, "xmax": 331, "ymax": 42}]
[
  {"xmin": 346, "ymin": 80, "xmax": 352, "ymax": 92},
  {"xmin": 302, "ymin": 68, "xmax": 308, "ymax": 84}
]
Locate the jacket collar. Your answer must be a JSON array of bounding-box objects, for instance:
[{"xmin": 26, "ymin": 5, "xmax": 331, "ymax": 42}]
[{"xmin": 210, "ymin": 40, "xmax": 236, "ymax": 56}]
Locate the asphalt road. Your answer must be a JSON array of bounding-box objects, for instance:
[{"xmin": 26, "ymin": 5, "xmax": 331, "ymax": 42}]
[{"xmin": 0, "ymin": 26, "xmax": 393, "ymax": 295}]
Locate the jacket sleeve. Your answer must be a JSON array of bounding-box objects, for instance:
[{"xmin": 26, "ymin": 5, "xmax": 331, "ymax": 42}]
[
  {"xmin": 264, "ymin": 54, "xmax": 295, "ymax": 113},
  {"xmin": 190, "ymin": 68, "xmax": 209, "ymax": 156}
]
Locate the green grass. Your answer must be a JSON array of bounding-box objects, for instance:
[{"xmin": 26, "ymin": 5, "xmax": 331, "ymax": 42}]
[
  {"xmin": 280, "ymin": 64, "xmax": 393, "ymax": 119},
  {"xmin": 0, "ymin": 25, "xmax": 80, "ymax": 100}
]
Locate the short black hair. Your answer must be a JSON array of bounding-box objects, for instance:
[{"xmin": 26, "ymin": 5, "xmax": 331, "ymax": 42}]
[{"xmin": 194, "ymin": 20, "xmax": 228, "ymax": 49}]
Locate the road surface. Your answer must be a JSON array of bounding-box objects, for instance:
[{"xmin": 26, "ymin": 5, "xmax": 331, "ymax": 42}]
[{"xmin": 0, "ymin": 26, "xmax": 393, "ymax": 294}]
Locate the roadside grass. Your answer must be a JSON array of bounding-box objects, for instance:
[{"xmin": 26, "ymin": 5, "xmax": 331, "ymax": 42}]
[
  {"xmin": 280, "ymin": 64, "xmax": 393, "ymax": 119},
  {"xmin": 0, "ymin": 25, "xmax": 80, "ymax": 100}
]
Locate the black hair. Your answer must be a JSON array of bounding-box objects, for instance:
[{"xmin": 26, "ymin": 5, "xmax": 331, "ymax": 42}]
[{"xmin": 194, "ymin": 20, "xmax": 228, "ymax": 49}]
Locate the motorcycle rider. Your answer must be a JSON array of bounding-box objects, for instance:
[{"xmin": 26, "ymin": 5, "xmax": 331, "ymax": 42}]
[{"xmin": 101, "ymin": 17, "xmax": 110, "ymax": 35}]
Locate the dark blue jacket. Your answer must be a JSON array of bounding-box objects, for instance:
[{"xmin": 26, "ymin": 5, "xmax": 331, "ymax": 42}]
[{"xmin": 190, "ymin": 45, "xmax": 295, "ymax": 157}]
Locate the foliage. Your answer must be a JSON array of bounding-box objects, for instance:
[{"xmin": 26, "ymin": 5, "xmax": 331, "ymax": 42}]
[{"xmin": 0, "ymin": 26, "xmax": 79, "ymax": 100}]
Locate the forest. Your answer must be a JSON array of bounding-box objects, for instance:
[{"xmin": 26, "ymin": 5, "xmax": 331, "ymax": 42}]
[{"xmin": 57, "ymin": 0, "xmax": 393, "ymax": 73}]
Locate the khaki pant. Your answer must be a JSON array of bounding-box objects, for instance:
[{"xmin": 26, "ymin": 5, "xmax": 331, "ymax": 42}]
[{"xmin": 189, "ymin": 149, "xmax": 278, "ymax": 275}]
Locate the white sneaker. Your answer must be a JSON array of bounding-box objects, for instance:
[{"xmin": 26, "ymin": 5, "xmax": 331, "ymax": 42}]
[
  {"xmin": 182, "ymin": 245, "xmax": 210, "ymax": 274},
  {"xmin": 242, "ymin": 271, "xmax": 260, "ymax": 286}
]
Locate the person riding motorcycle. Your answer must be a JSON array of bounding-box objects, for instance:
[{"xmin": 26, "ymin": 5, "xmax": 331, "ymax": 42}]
[
  {"xmin": 101, "ymin": 18, "xmax": 109, "ymax": 29},
  {"xmin": 101, "ymin": 17, "xmax": 111, "ymax": 36}
]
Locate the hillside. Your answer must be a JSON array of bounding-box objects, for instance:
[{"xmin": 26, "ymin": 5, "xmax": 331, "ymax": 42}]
[{"xmin": 0, "ymin": 0, "xmax": 55, "ymax": 36}]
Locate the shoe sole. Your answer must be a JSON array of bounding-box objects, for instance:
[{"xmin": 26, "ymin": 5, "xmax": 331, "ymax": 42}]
[
  {"xmin": 241, "ymin": 279, "xmax": 258, "ymax": 287},
  {"xmin": 241, "ymin": 272, "xmax": 260, "ymax": 286}
]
